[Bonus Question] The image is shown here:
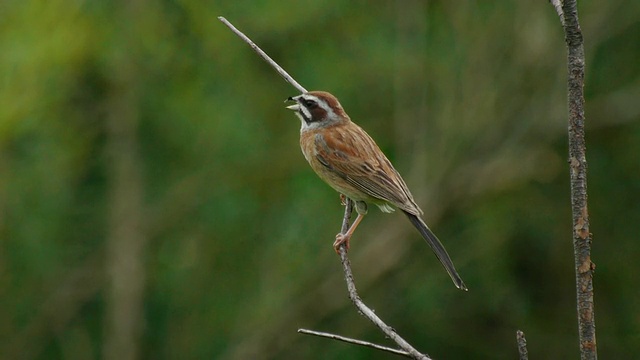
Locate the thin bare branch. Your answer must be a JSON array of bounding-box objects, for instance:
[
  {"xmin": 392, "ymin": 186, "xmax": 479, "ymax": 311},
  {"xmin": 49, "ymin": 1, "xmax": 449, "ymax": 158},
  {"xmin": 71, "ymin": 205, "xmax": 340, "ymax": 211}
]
[
  {"xmin": 340, "ymin": 196, "xmax": 354, "ymax": 233},
  {"xmin": 219, "ymin": 16, "xmax": 432, "ymax": 359},
  {"xmin": 549, "ymin": 0, "xmax": 598, "ymax": 358},
  {"xmin": 300, "ymin": 200, "xmax": 431, "ymax": 358},
  {"xmin": 217, "ymin": 17, "xmax": 308, "ymax": 94},
  {"xmin": 336, "ymin": 199, "xmax": 431, "ymax": 360},
  {"xmin": 298, "ymin": 329, "xmax": 412, "ymax": 358},
  {"xmin": 516, "ymin": 330, "xmax": 529, "ymax": 360},
  {"xmin": 549, "ymin": 0, "xmax": 565, "ymax": 26}
]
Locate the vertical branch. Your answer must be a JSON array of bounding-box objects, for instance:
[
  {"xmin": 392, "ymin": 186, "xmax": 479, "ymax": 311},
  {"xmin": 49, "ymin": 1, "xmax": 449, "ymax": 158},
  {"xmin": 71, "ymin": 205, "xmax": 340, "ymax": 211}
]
[
  {"xmin": 558, "ymin": 0, "xmax": 597, "ymax": 358},
  {"xmin": 516, "ymin": 330, "xmax": 529, "ymax": 360}
]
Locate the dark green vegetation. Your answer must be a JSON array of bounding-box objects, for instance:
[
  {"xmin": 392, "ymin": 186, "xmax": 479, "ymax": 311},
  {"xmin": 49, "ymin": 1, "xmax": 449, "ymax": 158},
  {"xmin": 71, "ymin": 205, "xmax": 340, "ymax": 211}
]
[{"xmin": 1, "ymin": 1, "xmax": 638, "ymax": 359}]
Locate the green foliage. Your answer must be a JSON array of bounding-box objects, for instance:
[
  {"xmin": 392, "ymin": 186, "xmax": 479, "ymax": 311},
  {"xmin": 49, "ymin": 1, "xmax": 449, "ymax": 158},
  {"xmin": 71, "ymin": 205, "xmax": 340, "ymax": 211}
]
[{"xmin": 1, "ymin": 0, "xmax": 639, "ymax": 359}]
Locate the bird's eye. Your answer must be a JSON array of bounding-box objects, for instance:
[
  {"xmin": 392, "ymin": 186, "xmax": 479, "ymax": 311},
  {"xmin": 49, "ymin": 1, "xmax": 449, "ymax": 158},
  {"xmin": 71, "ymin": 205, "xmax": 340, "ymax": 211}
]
[{"xmin": 302, "ymin": 99, "xmax": 318, "ymax": 109}]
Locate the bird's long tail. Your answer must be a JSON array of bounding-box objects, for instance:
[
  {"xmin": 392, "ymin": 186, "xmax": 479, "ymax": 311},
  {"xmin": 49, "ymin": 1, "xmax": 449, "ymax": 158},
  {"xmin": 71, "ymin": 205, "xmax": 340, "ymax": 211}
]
[{"xmin": 402, "ymin": 211, "xmax": 467, "ymax": 291}]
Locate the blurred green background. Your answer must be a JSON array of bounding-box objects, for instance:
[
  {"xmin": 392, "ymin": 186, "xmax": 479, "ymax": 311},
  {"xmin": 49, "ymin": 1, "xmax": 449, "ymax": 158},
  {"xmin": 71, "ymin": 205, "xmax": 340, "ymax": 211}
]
[{"xmin": 1, "ymin": 0, "xmax": 639, "ymax": 359}]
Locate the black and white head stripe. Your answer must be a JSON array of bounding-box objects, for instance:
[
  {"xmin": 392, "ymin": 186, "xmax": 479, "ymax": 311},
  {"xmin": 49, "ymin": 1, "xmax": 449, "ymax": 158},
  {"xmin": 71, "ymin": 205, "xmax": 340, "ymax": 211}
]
[{"xmin": 286, "ymin": 91, "xmax": 348, "ymax": 130}]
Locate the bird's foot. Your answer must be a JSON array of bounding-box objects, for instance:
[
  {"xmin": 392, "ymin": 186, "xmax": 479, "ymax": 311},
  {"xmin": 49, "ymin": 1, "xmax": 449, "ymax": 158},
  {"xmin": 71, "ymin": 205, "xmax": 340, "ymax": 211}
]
[
  {"xmin": 340, "ymin": 194, "xmax": 347, "ymax": 206},
  {"xmin": 333, "ymin": 233, "xmax": 350, "ymax": 253}
]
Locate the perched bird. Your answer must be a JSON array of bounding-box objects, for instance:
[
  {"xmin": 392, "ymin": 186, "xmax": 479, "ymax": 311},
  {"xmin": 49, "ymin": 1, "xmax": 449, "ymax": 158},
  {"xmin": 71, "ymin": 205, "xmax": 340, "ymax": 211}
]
[{"xmin": 286, "ymin": 91, "xmax": 467, "ymax": 290}]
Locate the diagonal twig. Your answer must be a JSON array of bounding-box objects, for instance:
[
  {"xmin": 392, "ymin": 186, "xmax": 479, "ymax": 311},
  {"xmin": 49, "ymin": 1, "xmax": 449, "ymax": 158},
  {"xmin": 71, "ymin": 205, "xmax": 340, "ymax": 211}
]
[
  {"xmin": 549, "ymin": 0, "xmax": 565, "ymax": 26},
  {"xmin": 336, "ymin": 199, "xmax": 431, "ymax": 360},
  {"xmin": 298, "ymin": 329, "xmax": 412, "ymax": 358},
  {"xmin": 218, "ymin": 17, "xmax": 307, "ymax": 94},
  {"xmin": 219, "ymin": 16, "xmax": 432, "ymax": 360}
]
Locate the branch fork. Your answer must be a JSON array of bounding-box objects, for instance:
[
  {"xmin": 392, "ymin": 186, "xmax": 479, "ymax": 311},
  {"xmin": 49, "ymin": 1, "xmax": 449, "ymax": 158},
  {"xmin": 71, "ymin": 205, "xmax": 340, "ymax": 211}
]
[{"xmin": 219, "ymin": 17, "xmax": 433, "ymax": 359}]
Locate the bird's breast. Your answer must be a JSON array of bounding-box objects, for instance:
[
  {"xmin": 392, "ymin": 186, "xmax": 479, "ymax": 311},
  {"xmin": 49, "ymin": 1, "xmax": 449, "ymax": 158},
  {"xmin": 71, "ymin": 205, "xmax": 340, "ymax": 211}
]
[
  {"xmin": 299, "ymin": 129, "xmax": 368, "ymax": 202},
  {"xmin": 299, "ymin": 130, "xmax": 317, "ymax": 165}
]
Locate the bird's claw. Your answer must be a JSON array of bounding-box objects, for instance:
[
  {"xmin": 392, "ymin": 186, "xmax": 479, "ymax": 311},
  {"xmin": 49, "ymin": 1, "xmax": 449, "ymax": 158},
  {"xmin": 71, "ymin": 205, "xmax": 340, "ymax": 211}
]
[
  {"xmin": 333, "ymin": 233, "xmax": 350, "ymax": 253},
  {"xmin": 340, "ymin": 194, "xmax": 347, "ymax": 206}
]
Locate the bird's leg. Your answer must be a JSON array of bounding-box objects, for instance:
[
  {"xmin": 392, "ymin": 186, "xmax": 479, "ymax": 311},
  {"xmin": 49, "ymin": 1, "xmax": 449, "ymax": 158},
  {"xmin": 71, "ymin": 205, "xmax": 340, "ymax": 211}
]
[
  {"xmin": 333, "ymin": 213, "xmax": 365, "ymax": 253},
  {"xmin": 339, "ymin": 194, "xmax": 347, "ymax": 206}
]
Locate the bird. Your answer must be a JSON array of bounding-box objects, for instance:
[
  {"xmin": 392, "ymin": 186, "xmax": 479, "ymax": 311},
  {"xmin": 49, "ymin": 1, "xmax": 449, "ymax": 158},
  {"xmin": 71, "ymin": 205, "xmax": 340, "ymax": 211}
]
[{"xmin": 286, "ymin": 90, "xmax": 467, "ymax": 291}]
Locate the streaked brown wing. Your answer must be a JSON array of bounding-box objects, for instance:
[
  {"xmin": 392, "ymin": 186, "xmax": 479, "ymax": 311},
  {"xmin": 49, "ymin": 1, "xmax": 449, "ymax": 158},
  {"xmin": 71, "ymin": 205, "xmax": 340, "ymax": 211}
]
[{"xmin": 314, "ymin": 123, "xmax": 421, "ymax": 214}]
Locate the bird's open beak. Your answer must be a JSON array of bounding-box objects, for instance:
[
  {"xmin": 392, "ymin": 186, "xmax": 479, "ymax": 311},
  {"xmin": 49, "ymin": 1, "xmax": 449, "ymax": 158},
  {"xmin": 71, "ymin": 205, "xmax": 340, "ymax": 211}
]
[{"xmin": 285, "ymin": 96, "xmax": 300, "ymax": 111}]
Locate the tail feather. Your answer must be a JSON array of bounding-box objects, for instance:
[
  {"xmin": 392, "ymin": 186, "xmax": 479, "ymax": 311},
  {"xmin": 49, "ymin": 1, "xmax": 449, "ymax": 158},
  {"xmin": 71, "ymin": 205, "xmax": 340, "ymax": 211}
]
[{"xmin": 402, "ymin": 211, "xmax": 467, "ymax": 291}]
